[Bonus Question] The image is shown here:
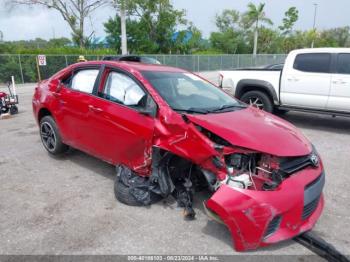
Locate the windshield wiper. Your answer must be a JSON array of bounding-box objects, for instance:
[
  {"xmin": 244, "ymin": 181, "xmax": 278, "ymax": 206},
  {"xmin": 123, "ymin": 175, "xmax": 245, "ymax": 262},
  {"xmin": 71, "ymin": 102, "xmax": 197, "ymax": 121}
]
[
  {"xmin": 172, "ymin": 107, "xmax": 209, "ymax": 114},
  {"xmin": 209, "ymin": 104, "xmax": 247, "ymax": 113}
]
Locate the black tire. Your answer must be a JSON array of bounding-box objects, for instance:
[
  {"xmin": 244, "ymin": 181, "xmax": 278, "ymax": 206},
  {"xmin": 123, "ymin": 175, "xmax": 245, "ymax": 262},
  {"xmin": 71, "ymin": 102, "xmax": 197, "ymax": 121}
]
[
  {"xmin": 39, "ymin": 116, "xmax": 69, "ymax": 155},
  {"xmin": 1, "ymin": 106, "xmax": 9, "ymax": 114},
  {"xmin": 240, "ymin": 90, "xmax": 274, "ymax": 113},
  {"xmin": 274, "ymin": 108, "xmax": 289, "ymax": 115},
  {"xmin": 10, "ymin": 105, "xmax": 18, "ymax": 115},
  {"xmin": 114, "ymin": 174, "xmax": 162, "ymax": 206}
]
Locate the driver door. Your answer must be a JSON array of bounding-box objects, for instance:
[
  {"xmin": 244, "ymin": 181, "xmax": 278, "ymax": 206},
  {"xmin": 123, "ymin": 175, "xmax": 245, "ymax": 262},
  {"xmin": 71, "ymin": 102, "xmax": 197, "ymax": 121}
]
[{"xmin": 87, "ymin": 67, "xmax": 157, "ymax": 167}]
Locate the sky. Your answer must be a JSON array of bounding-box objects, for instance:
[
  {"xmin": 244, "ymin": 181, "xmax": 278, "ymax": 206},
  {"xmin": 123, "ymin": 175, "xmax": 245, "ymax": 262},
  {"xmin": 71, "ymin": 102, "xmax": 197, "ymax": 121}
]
[{"xmin": 0, "ymin": 0, "xmax": 350, "ymax": 41}]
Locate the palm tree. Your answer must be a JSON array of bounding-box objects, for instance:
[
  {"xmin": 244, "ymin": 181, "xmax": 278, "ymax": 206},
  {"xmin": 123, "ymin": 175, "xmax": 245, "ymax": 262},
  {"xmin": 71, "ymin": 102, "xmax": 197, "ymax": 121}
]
[{"xmin": 244, "ymin": 2, "xmax": 273, "ymax": 55}]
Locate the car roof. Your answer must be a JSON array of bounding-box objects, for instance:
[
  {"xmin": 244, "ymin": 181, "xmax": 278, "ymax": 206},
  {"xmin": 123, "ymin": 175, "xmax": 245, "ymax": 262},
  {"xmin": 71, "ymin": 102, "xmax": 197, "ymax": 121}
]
[
  {"xmin": 291, "ymin": 48, "xmax": 350, "ymax": 54},
  {"xmin": 73, "ymin": 60, "xmax": 186, "ymax": 73}
]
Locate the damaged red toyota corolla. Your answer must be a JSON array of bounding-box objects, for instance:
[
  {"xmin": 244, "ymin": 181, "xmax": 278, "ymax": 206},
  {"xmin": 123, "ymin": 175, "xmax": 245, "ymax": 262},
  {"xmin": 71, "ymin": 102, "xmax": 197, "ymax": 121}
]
[{"xmin": 32, "ymin": 61, "xmax": 325, "ymax": 251}]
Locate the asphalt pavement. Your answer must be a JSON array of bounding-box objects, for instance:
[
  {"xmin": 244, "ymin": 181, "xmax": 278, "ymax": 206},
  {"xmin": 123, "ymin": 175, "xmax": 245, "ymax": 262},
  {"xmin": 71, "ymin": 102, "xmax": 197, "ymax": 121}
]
[{"xmin": 0, "ymin": 78, "xmax": 349, "ymax": 257}]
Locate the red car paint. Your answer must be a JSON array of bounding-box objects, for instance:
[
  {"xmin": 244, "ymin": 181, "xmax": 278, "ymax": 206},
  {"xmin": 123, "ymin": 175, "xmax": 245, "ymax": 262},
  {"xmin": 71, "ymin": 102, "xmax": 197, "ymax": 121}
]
[{"xmin": 32, "ymin": 61, "xmax": 324, "ymax": 251}]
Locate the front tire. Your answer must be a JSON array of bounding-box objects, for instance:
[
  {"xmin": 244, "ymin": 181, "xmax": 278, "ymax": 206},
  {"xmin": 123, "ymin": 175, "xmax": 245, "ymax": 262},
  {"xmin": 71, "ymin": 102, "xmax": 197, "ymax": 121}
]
[
  {"xmin": 114, "ymin": 166, "xmax": 162, "ymax": 206},
  {"xmin": 240, "ymin": 91, "xmax": 273, "ymax": 113},
  {"xmin": 40, "ymin": 116, "xmax": 69, "ymax": 155}
]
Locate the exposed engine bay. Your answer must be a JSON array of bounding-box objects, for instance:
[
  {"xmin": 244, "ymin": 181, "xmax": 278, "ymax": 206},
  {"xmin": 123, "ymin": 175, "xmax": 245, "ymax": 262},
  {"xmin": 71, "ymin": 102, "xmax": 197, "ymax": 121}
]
[{"xmin": 117, "ymin": 141, "xmax": 320, "ymax": 219}]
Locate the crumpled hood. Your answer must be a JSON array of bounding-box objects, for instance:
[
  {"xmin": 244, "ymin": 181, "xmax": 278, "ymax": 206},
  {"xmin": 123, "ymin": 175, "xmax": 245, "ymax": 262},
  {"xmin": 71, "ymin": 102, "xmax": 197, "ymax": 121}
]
[{"xmin": 186, "ymin": 107, "xmax": 312, "ymax": 157}]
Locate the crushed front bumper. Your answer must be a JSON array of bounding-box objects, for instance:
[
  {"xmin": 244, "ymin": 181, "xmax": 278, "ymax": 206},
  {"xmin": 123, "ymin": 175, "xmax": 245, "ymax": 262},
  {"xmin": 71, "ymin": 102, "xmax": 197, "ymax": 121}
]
[{"xmin": 205, "ymin": 166, "xmax": 325, "ymax": 251}]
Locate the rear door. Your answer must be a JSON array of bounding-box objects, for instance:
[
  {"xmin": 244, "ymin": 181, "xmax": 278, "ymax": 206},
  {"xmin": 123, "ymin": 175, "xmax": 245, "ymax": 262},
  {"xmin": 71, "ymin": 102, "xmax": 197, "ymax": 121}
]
[
  {"xmin": 86, "ymin": 67, "xmax": 156, "ymax": 168},
  {"xmin": 56, "ymin": 67, "xmax": 101, "ymax": 152},
  {"xmin": 280, "ymin": 53, "xmax": 332, "ymax": 109},
  {"xmin": 328, "ymin": 53, "xmax": 350, "ymax": 112}
]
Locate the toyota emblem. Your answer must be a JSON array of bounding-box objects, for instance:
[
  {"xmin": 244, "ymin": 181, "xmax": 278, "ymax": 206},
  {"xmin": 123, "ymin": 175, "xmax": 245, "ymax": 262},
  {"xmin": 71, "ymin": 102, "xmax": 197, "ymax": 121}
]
[{"xmin": 310, "ymin": 154, "xmax": 319, "ymax": 167}]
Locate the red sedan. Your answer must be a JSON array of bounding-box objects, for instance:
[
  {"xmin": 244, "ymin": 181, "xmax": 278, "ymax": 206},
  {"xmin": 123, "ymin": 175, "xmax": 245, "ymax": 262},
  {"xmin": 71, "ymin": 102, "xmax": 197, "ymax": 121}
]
[{"xmin": 32, "ymin": 61, "xmax": 325, "ymax": 251}]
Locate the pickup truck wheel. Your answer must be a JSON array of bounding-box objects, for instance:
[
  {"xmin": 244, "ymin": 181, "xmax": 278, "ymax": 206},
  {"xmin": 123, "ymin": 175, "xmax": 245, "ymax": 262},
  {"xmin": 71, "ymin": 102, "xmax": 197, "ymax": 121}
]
[
  {"xmin": 40, "ymin": 116, "xmax": 69, "ymax": 155},
  {"xmin": 241, "ymin": 91, "xmax": 273, "ymax": 113},
  {"xmin": 274, "ymin": 108, "xmax": 289, "ymax": 115}
]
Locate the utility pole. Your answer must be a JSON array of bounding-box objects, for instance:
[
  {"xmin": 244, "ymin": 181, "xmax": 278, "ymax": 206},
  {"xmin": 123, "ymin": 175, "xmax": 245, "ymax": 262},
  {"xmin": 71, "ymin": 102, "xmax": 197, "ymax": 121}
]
[
  {"xmin": 120, "ymin": 0, "xmax": 128, "ymax": 55},
  {"xmin": 0, "ymin": 30, "xmax": 3, "ymax": 42},
  {"xmin": 311, "ymin": 3, "xmax": 318, "ymax": 48}
]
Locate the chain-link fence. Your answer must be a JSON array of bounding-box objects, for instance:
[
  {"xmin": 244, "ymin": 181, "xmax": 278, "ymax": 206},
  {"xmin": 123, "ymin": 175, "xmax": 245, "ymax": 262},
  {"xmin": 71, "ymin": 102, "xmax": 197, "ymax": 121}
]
[{"xmin": 0, "ymin": 54, "xmax": 287, "ymax": 84}]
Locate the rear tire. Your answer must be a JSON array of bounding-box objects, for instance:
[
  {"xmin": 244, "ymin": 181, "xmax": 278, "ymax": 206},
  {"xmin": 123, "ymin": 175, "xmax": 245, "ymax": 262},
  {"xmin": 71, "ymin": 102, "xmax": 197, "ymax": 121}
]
[
  {"xmin": 240, "ymin": 90, "xmax": 274, "ymax": 113},
  {"xmin": 40, "ymin": 116, "xmax": 69, "ymax": 155}
]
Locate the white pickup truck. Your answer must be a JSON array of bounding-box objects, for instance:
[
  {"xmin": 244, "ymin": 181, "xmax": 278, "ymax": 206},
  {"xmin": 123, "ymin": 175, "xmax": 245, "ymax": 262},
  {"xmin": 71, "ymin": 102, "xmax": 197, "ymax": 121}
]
[{"xmin": 219, "ymin": 48, "xmax": 350, "ymax": 115}]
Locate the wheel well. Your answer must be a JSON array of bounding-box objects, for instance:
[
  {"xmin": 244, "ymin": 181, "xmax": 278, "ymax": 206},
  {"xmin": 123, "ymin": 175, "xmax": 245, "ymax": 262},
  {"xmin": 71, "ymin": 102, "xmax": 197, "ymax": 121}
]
[
  {"xmin": 38, "ymin": 108, "xmax": 51, "ymax": 122},
  {"xmin": 237, "ymin": 85, "xmax": 273, "ymax": 102}
]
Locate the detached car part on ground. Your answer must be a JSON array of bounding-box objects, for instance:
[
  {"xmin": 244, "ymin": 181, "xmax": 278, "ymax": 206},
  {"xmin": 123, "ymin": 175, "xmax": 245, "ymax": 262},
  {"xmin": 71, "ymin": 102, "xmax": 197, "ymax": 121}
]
[{"xmin": 32, "ymin": 61, "xmax": 325, "ymax": 252}]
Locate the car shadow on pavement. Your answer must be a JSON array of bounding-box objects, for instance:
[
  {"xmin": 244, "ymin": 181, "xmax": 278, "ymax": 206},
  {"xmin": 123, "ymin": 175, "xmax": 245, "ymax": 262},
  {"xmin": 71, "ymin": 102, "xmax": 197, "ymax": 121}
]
[
  {"xmin": 279, "ymin": 112, "xmax": 350, "ymax": 134},
  {"xmin": 49, "ymin": 148, "xmax": 116, "ymax": 181}
]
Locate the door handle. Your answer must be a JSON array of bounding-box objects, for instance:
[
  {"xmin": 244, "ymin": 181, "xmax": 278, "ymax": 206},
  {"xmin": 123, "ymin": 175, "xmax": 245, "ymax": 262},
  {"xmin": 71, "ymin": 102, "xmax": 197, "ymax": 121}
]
[
  {"xmin": 89, "ymin": 105, "xmax": 103, "ymax": 113},
  {"xmin": 287, "ymin": 77, "xmax": 299, "ymax": 82}
]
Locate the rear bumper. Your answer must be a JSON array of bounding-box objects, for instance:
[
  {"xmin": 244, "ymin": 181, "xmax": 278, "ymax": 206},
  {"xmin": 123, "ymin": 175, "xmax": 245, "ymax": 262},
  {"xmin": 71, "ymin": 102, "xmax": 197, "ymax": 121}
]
[{"xmin": 206, "ymin": 166, "xmax": 325, "ymax": 251}]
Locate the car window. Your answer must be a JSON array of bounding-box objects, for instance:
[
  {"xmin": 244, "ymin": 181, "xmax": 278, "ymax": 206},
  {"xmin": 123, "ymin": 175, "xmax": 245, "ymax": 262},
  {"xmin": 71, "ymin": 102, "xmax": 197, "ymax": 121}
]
[
  {"xmin": 336, "ymin": 54, "xmax": 350, "ymax": 74},
  {"xmin": 142, "ymin": 71, "xmax": 243, "ymax": 113},
  {"xmin": 293, "ymin": 53, "xmax": 331, "ymax": 73},
  {"xmin": 71, "ymin": 69, "xmax": 99, "ymax": 93},
  {"xmin": 102, "ymin": 71, "xmax": 146, "ymax": 107}
]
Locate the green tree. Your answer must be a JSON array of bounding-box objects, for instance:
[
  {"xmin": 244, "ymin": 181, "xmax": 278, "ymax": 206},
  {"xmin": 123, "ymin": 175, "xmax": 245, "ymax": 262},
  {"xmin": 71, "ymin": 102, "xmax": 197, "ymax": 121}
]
[
  {"xmin": 47, "ymin": 38, "xmax": 72, "ymax": 48},
  {"xmin": 215, "ymin": 9, "xmax": 240, "ymax": 32},
  {"xmin": 319, "ymin": 27, "xmax": 350, "ymax": 47},
  {"xmin": 243, "ymin": 2, "xmax": 273, "ymax": 55},
  {"xmin": 104, "ymin": 15, "xmax": 155, "ymax": 53},
  {"xmin": 279, "ymin": 7, "xmax": 299, "ymax": 35},
  {"xmin": 257, "ymin": 27, "xmax": 283, "ymax": 53},
  {"xmin": 125, "ymin": 0, "xmax": 186, "ymax": 53},
  {"xmin": 209, "ymin": 9, "xmax": 249, "ymax": 54},
  {"xmin": 105, "ymin": 0, "xmax": 186, "ymax": 53}
]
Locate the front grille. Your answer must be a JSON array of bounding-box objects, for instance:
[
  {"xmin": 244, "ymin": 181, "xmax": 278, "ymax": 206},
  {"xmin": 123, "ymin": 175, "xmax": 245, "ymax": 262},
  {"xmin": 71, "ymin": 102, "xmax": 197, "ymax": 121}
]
[
  {"xmin": 302, "ymin": 195, "xmax": 321, "ymax": 220},
  {"xmin": 264, "ymin": 216, "xmax": 281, "ymax": 239},
  {"xmin": 305, "ymin": 172, "xmax": 323, "ymax": 189},
  {"xmin": 279, "ymin": 154, "xmax": 314, "ymax": 175},
  {"xmin": 302, "ymin": 171, "xmax": 325, "ymax": 220},
  {"xmin": 279, "ymin": 146, "xmax": 319, "ymax": 176}
]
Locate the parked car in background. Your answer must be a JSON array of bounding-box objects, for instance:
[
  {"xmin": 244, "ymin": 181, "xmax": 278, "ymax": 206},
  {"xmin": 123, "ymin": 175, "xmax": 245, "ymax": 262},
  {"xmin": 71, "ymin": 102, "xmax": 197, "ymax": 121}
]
[
  {"xmin": 219, "ymin": 48, "xmax": 350, "ymax": 115},
  {"xmin": 103, "ymin": 55, "xmax": 161, "ymax": 65},
  {"xmin": 32, "ymin": 61, "xmax": 325, "ymax": 252},
  {"xmin": 264, "ymin": 63, "xmax": 284, "ymax": 70}
]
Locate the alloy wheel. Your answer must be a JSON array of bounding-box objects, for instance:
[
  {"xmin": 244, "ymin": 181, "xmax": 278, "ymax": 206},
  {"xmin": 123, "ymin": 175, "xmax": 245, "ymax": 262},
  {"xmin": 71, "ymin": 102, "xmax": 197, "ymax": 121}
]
[
  {"xmin": 40, "ymin": 122, "xmax": 57, "ymax": 152},
  {"xmin": 248, "ymin": 97, "xmax": 264, "ymax": 110}
]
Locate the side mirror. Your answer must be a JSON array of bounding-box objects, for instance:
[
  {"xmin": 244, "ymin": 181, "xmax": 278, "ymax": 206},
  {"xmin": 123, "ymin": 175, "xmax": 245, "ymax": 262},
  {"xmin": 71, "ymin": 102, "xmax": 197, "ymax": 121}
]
[
  {"xmin": 138, "ymin": 95, "xmax": 158, "ymax": 117},
  {"xmin": 138, "ymin": 107, "xmax": 156, "ymax": 117}
]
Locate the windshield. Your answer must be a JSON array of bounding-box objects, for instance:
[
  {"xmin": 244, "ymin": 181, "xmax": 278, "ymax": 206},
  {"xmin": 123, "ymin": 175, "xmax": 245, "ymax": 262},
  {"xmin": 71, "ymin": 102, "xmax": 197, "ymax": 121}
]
[{"xmin": 142, "ymin": 71, "xmax": 245, "ymax": 114}]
